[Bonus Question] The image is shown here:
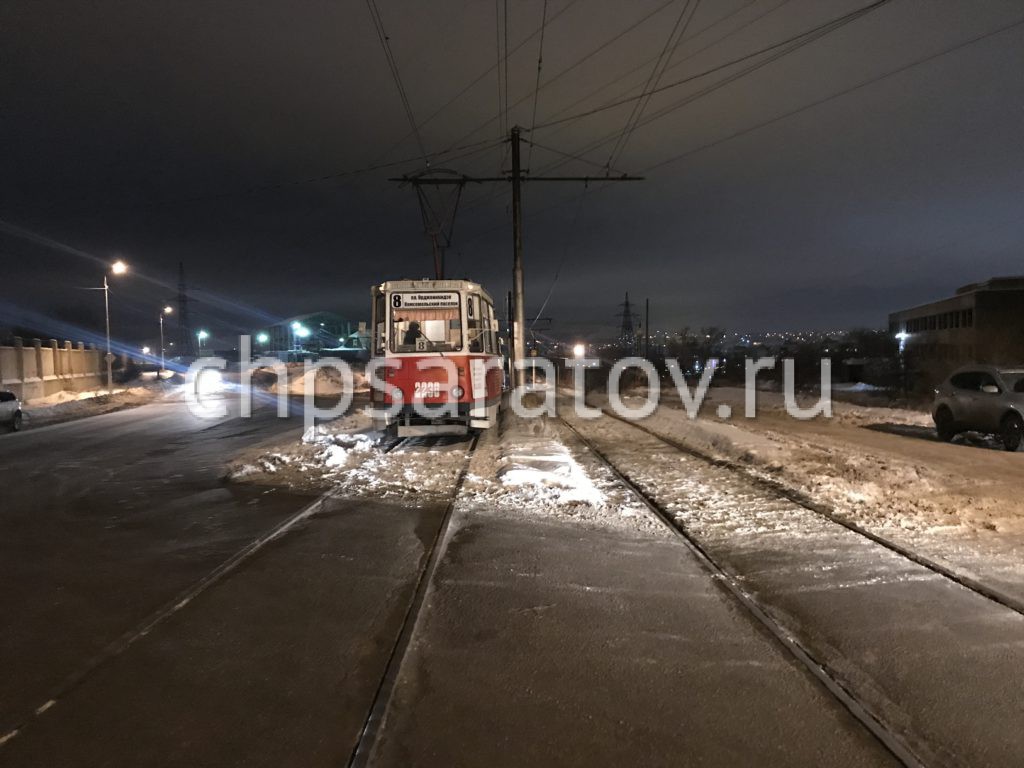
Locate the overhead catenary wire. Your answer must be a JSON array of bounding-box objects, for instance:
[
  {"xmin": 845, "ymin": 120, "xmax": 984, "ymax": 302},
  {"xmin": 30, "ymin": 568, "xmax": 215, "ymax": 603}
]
[
  {"xmin": 537, "ymin": 0, "xmax": 768, "ymax": 132},
  {"xmin": 495, "ymin": 0, "xmax": 506, "ymax": 137},
  {"xmin": 440, "ymin": 0, "xmax": 680, "ymax": 156},
  {"xmin": 532, "ymin": 0, "xmax": 894, "ymax": 132},
  {"xmin": 454, "ymin": 13, "xmax": 1024, "ymax": 250},
  {"xmin": 526, "ymin": 0, "xmax": 550, "ymax": 170},
  {"xmin": 365, "ymin": 0, "xmax": 429, "ymax": 165},
  {"xmin": 643, "ymin": 13, "xmax": 1024, "ymax": 174},
  {"xmin": 529, "ymin": 1, "xmax": 881, "ymax": 179},
  {"xmin": 605, "ymin": 0, "xmax": 702, "ymax": 171}
]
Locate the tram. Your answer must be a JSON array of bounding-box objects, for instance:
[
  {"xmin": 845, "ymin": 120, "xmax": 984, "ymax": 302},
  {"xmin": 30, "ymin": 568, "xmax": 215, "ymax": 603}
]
[{"xmin": 369, "ymin": 279, "xmax": 506, "ymax": 436}]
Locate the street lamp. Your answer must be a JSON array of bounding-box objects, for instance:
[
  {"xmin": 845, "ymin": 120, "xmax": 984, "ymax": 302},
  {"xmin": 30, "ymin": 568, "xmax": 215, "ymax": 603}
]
[
  {"xmin": 573, "ymin": 343, "xmax": 586, "ymax": 359},
  {"xmin": 197, "ymin": 329, "xmax": 209, "ymax": 352},
  {"xmin": 256, "ymin": 332, "xmax": 269, "ymax": 345},
  {"xmin": 159, "ymin": 305, "xmax": 173, "ymax": 373},
  {"xmin": 102, "ymin": 260, "xmax": 128, "ymax": 392},
  {"xmin": 142, "ymin": 346, "xmax": 151, "ymax": 355}
]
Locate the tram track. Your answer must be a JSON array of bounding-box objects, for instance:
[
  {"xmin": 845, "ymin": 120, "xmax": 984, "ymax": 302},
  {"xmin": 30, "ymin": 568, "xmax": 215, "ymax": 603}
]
[
  {"xmin": 595, "ymin": 404, "xmax": 1024, "ymax": 618},
  {"xmin": 347, "ymin": 433, "xmax": 480, "ymax": 768},
  {"xmin": 565, "ymin": 403, "xmax": 1024, "ymax": 768}
]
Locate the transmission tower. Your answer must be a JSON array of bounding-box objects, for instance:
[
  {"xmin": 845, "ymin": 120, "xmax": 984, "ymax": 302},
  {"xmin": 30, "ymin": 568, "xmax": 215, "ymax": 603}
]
[{"xmin": 617, "ymin": 292, "xmax": 639, "ymax": 354}]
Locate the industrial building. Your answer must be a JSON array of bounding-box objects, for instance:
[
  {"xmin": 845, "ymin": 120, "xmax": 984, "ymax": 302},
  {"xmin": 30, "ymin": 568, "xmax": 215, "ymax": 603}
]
[{"xmin": 889, "ymin": 277, "xmax": 1024, "ymax": 383}]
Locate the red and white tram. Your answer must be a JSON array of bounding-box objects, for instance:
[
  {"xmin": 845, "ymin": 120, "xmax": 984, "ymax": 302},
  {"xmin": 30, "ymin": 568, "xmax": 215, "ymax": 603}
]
[{"xmin": 370, "ymin": 279, "xmax": 505, "ymax": 436}]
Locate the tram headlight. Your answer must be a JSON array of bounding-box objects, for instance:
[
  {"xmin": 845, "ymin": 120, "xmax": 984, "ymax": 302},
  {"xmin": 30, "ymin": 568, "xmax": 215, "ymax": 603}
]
[{"xmin": 451, "ymin": 385, "xmax": 465, "ymax": 399}]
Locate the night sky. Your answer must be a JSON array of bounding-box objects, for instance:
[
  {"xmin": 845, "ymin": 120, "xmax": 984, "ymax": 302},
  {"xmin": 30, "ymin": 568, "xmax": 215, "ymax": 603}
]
[{"xmin": 2, "ymin": 0, "xmax": 1023, "ymax": 347}]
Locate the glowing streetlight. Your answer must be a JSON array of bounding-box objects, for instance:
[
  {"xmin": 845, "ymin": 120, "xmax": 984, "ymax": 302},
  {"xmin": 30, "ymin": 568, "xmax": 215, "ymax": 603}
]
[
  {"xmin": 159, "ymin": 305, "xmax": 173, "ymax": 372},
  {"xmin": 101, "ymin": 260, "xmax": 129, "ymax": 392},
  {"xmin": 256, "ymin": 332, "xmax": 269, "ymax": 345},
  {"xmin": 572, "ymin": 343, "xmax": 586, "ymax": 359},
  {"xmin": 197, "ymin": 329, "xmax": 209, "ymax": 352},
  {"xmin": 142, "ymin": 346, "xmax": 151, "ymax": 355}
]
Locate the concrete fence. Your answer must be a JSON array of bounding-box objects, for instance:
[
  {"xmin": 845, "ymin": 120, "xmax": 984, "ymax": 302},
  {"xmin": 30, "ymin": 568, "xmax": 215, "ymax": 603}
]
[{"xmin": 0, "ymin": 338, "xmax": 107, "ymax": 401}]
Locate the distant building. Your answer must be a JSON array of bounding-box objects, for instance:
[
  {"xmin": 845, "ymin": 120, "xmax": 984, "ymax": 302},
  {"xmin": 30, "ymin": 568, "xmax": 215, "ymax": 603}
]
[
  {"xmin": 253, "ymin": 312, "xmax": 363, "ymax": 361},
  {"xmin": 889, "ymin": 277, "xmax": 1024, "ymax": 383}
]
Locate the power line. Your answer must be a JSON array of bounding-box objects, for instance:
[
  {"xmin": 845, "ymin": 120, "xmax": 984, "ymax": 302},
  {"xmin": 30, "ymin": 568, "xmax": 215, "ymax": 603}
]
[
  {"xmin": 643, "ymin": 14, "xmax": 1024, "ymax": 173},
  {"xmin": 463, "ymin": 12, "xmax": 1024, "ymax": 247},
  {"xmin": 440, "ymin": 0, "xmax": 679, "ymax": 155},
  {"xmin": 365, "ymin": 0, "xmax": 428, "ymax": 164},
  {"xmin": 495, "ymin": 0, "xmax": 506, "ymax": 137},
  {"xmin": 533, "ymin": 0, "xmax": 893, "ymax": 132},
  {"xmin": 526, "ymin": 0, "xmax": 550, "ymax": 170},
  {"xmin": 537, "ymin": 0, "xmax": 767, "ymax": 134},
  {"xmin": 606, "ymin": 0, "xmax": 702, "ymax": 171},
  {"xmin": 503, "ymin": 0, "xmax": 511, "ymax": 134}
]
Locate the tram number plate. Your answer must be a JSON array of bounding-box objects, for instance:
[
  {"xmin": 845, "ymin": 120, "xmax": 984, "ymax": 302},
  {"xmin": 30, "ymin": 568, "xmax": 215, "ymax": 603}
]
[{"xmin": 414, "ymin": 381, "xmax": 441, "ymax": 399}]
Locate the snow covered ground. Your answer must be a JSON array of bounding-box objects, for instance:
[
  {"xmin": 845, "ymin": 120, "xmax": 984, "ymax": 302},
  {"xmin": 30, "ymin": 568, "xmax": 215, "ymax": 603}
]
[
  {"xmin": 594, "ymin": 385, "xmax": 1024, "ymax": 602},
  {"xmin": 22, "ymin": 379, "xmax": 177, "ymax": 427},
  {"xmin": 226, "ymin": 404, "xmax": 663, "ymax": 535}
]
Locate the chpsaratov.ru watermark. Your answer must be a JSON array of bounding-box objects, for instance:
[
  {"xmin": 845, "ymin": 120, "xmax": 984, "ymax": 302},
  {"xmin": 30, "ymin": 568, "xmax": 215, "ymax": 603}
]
[{"xmin": 184, "ymin": 335, "xmax": 833, "ymax": 430}]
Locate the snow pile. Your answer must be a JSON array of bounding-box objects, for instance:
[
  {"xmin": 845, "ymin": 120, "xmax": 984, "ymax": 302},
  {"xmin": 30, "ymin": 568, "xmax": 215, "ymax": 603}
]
[
  {"xmin": 227, "ymin": 410, "xmax": 470, "ymax": 501},
  {"xmin": 23, "ymin": 382, "xmax": 174, "ymax": 427},
  {"xmin": 496, "ymin": 442, "xmax": 605, "ymax": 506},
  {"xmin": 459, "ymin": 409, "xmax": 664, "ymax": 536},
  {"xmin": 251, "ymin": 363, "xmax": 369, "ymax": 396}
]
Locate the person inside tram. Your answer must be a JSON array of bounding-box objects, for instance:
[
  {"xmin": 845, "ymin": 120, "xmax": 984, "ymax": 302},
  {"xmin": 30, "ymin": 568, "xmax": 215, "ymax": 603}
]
[{"xmin": 403, "ymin": 320, "xmax": 423, "ymax": 346}]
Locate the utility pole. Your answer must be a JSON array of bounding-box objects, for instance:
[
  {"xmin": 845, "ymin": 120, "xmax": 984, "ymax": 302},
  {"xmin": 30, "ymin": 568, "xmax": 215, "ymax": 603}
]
[
  {"xmin": 390, "ymin": 127, "xmax": 643, "ymax": 389},
  {"xmin": 510, "ymin": 126, "xmax": 526, "ymax": 386},
  {"xmin": 645, "ymin": 298, "xmax": 650, "ymax": 359}
]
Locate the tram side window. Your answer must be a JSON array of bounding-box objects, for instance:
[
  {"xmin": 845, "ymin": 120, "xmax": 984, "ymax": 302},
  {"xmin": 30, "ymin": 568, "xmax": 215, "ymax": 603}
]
[
  {"xmin": 467, "ymin": 294, "xmax": 497, "ymax": 354},
  {"xmin": 482, "ymin": 299, "xmax": 497, "ymax": 354},
  {"xmin": 391, "ymin": 307, "xmax": 462, "ymax": 352},
  {"xmin": 373, "ymin": 292, "xmax": 386, "ymax": 355}
]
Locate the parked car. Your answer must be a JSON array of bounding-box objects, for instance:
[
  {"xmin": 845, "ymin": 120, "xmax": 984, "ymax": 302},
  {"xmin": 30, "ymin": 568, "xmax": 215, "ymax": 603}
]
[
  {"xmin": 0, "ymin": 390, "xmax": 23, "ymax": 432},
  {"xmin": 933, "ymin": 366, "xmax": 1024, "ymax": 451}
]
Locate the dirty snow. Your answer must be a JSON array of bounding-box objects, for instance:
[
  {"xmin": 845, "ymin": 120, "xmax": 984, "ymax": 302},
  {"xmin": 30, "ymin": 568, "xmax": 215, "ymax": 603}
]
[{"xmin": 588, "ymin": 384, "xmax": 1024, "ymax": 602}]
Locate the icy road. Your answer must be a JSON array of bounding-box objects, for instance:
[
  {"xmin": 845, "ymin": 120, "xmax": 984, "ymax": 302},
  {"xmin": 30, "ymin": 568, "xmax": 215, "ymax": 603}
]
[{"xmin": 0, "ymin": 394, "xmax": 1021, "ymax": 766}]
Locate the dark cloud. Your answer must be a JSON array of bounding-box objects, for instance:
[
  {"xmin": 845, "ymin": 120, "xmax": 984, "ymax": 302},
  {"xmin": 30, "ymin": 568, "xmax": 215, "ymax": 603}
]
[{"xmin": 2, "ymin": 0, "xmax": 1023, "ymax": 346}]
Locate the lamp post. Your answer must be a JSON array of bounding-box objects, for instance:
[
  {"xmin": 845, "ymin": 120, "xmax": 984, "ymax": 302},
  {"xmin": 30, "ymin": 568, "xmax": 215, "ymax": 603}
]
[
  {"xmin": 159, "ymin": 305, "xmax": 173, "ymax": 373},
  {"xmin": 197, "ymin": 329, "xmax": 209, "ymax": 353},
  {"xmin": 103, "ymin": 260, "xmax": 128, "ymax": 392}
]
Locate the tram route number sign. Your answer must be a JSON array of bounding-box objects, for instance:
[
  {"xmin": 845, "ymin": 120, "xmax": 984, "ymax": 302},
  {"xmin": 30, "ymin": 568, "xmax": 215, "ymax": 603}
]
[{"xmin": 392, "ymin": 292, "xmax": 460, "ymax": 309}]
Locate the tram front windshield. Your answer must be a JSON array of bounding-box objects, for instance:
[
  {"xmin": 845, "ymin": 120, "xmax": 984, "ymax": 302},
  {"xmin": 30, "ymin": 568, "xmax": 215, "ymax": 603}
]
[{"xmin": 391, "ymin": 306, "xmax": 462, "ymax": 353}]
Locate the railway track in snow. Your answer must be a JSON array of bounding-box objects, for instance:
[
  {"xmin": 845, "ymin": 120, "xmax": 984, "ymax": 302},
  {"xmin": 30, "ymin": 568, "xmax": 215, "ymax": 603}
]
[
  {"xmin": 557, "ymin": 412, "xmax": 927, "ymax": 768},
  {"xmin": 593, "ymin": 405, "xmax": 1024, "ymax": 618},
  {"xmin": 558, "ymin": 407, "xmax": 1024, "ymax": 768},
  {"xmin": 346, "ymin": 432, "xmax": 479, "ymax": 768}
]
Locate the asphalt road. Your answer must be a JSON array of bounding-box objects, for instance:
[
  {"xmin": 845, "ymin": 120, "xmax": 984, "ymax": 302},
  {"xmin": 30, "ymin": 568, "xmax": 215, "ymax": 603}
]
[{"xmin": 0, "ymin": 393, "xmax": 443, "ymax": 766}]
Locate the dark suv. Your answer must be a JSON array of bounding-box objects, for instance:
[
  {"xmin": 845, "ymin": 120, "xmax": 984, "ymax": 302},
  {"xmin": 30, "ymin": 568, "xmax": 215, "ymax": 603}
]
[{"xmin": 932, "ymin": 366, "xmax": 1024, "ymax": 451}]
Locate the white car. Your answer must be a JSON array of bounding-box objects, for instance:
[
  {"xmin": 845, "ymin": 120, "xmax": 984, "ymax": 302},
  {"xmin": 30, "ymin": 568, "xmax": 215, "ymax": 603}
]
[
  {"xmin": 932, "ymin": 366, "xmax": 1024, "ymax": 451},
  {"xmin": 0, "ymin": 390, "xmax": 23, "ymax": 432}
]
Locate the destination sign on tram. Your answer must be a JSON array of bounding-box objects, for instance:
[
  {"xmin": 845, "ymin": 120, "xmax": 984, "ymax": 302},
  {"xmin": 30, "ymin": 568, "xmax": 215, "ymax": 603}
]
[{"xmin": 392, "ymin": 292, "xmax": 460, "ymax": 309}]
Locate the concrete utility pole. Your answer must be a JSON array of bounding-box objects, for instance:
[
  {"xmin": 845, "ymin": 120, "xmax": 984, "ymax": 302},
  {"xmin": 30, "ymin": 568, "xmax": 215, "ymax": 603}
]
[
  {"xmin": 390, "ymin": 127, "xmax": 643, "ymax": 389},
  {"xmin": 510, "ymin": 126, "xmax": 527, "ymax": 386}
]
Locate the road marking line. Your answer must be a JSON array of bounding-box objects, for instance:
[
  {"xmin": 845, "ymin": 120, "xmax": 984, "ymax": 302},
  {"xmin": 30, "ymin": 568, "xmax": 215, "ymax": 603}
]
[{"xmin": 2, "ymin": 488, "xmax": 335, "ymax": 748}]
